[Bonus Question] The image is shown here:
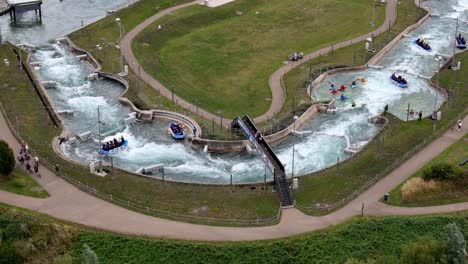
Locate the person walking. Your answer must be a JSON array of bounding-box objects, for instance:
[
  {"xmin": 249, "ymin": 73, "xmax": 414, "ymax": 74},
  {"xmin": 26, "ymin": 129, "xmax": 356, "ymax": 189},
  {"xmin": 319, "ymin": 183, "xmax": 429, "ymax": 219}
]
[
  {"xmin": 26, "ymin": 163, "xmax": 31, "ymax": 173},
  {"xmin": 384, "ymin": 104, "xmax": 388, "ymax": 116},
  {"xmin": 418, "ymin": 110, "xmax": 423, "ymax": 121},
  {"xmin": 457, "ymin": 119, "xmax": 463, "ymax": 132}
]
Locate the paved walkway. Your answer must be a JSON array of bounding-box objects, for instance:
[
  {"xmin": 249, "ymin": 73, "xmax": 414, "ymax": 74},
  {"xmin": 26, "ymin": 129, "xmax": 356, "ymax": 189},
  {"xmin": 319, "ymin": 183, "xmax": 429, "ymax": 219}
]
[
  {"xmin": 120, "ymin": 0, "xmax": 398, "ymax": 127},
  {"xmin": 1, "ymin": 108, "xmax": 466, "ymax": 241}
]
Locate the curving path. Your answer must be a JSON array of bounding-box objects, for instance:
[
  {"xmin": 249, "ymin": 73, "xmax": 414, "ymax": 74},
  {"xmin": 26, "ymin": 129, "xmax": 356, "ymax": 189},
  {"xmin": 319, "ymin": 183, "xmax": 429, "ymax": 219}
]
[
  {"xmin": 1, "ymin": 107, "xmax": 467, "ymax": 241},
  {"xmin": 121, "ymin": 0, "xmax": 398, "ymax": 127}
]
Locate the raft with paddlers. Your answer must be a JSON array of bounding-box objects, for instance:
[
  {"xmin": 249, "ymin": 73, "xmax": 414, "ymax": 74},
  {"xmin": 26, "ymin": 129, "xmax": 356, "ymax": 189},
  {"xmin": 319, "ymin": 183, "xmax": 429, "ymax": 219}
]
[
  {"xmin": 414, "ymin": 38, "xmax": 432, "ymax": 52},
  {"xmin": 167, "ymin": 121, "xmax": 186, "ymax": 140},
  {"xmin": 99, "ymin": 136, "xmax": 128, "ymax": 155},
  {"xmin": 390, "ymin": 73, "xmax": 408, "ymax": 88},
  {"xmin": 456, "ymin": 34, "xmax": 466, "ymax": 49}
]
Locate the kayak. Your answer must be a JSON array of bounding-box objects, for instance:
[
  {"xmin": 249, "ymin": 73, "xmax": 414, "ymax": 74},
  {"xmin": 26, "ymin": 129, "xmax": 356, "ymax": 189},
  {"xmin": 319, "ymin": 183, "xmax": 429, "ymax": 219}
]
[
  {"xmin": 338, "ymin": 85, "xmax": 348, "ymax": 91},
  {"xmin": 99, "ymin": 140, "xmax": 128, "ymax": 155},
  {"xmin": 330, "ymin": 90, "xmax": 339, "ymax": 94}
]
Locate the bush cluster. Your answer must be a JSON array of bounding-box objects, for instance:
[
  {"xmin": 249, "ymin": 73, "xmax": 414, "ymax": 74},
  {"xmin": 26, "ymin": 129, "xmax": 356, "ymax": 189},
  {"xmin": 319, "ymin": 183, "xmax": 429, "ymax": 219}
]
[{"xmin": 422, "ymin": 163, "xmax": 464, "ymax": 181}]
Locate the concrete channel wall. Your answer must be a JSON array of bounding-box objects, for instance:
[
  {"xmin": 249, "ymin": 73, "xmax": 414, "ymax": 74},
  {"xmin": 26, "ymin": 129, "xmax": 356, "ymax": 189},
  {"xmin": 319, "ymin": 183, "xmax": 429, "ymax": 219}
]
[{"xmin": 189, "ymin": 100, "xmax": 331, "ymax": 153}]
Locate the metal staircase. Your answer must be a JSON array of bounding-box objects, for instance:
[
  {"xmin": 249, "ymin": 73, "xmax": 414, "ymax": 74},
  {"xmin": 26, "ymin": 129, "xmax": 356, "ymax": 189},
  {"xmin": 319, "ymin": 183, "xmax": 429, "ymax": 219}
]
[{"xmin": 232, "ymin": 116, "xmax": 294, "ymax": 207}]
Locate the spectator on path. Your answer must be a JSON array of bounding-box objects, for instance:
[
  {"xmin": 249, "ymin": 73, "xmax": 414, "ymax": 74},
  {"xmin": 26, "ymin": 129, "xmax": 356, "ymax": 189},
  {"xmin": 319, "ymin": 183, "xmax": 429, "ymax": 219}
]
[
  {"xmin": 383, "ymin": 104, "xmax": 388, "ymax": 116},
  {"xmin": 18, "ymin": 155, "xmax": 24, "ymax": 164},
  {"xmin": 418, "ymin": 110, "xmax": 423, "ymax": 121},
  {"xmin": 26, "ymin": 163, "xmax": 31, "ymax": 173},
  {"xmin": 55, "ymin": 164, "xmax": 59, "ymax": 173},
  {"xmin": 193, "ymin": 127, "xmax": 197, "ymax": 137},
  {"xmin": 457, "ymin": 119, "xmax": 463, "ymax": 132},
  {"xmin": 34, "ymin": 164, "xmax": 39, "ymax": 176},
  {"xmin": 25, "ymin": 144, "xmax": 29, "ymax": 154}
]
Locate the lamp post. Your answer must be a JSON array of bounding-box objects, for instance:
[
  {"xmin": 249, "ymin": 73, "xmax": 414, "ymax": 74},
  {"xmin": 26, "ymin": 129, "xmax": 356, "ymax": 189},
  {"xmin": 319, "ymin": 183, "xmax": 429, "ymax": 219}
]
[
  {"xmin": 433, "ymin": 56, "xmax": 442, "ymax": 132},
  {"xmin": 115, "ymin": 18, "xmax": 124, "ymax": 74},
  {"xmin": 291, "ymin": 115, "xmax": 298, "ymax": 179},
  {"xmin": 97, "ymin": 106, "xmax": 103, "ymax": 172},
  {"xmin": 452, "ymin": 17, "xmax": 459, "ymax": 68},
  {"xmin": 370, "ymin": 0, "xmax": 376, "ymax": 51}
]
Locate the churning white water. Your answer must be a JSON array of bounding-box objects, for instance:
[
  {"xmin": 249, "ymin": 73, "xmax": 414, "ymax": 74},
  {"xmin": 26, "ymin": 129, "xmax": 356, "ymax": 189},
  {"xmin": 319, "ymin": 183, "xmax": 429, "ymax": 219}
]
[{"xmin": 31, "ymin": 0, "xmax": 465, "ymax": 184}]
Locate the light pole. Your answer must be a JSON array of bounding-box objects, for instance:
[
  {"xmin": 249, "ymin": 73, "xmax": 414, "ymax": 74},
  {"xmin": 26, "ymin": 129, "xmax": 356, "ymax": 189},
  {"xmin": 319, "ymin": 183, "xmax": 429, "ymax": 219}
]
[
  {"xmin": 452, "ymin": 17, "xmax": 459, "ymax": 68},
  {"xmin": 115, "ymin": 18, "xmax": 124, "ymax": 74},
  {"xmin": 433, "ymin": 56, "xmax": 442, "ymax": 132},
  {"xmin": 97, "ymin": 106, "xmax": 103, "ymax": 172},
  {"xmin": 370, "ymin": 0, "xmax": 376, "ymax": 51},
  {"xmin": 291, "ymin": 115, "xmax": 298, "ymax": 179}
]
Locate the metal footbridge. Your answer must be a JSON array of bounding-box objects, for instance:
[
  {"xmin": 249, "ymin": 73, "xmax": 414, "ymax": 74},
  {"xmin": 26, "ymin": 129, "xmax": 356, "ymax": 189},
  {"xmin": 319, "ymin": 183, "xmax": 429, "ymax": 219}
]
[{"xmin": 232, "ymin": 115, "xmax": 294, "ymax": 208}]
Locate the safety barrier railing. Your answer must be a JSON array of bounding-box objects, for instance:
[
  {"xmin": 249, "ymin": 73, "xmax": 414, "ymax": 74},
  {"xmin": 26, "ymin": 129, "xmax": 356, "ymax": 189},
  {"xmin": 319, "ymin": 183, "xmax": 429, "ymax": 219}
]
[
  {"xmin": 295, "ymin": 110, "xmax": 467, "ymax": 213},
  {"xmin": 0, "ymin": 102, "xmax": 282, "ymax": 226}
]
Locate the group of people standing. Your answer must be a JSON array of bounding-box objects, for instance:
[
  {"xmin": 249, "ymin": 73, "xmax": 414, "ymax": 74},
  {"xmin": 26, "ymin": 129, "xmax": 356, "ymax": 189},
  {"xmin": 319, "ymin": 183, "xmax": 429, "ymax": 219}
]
[{"xmin": 18, "ymin": 141, "xmax": 40, "ymax": 176}]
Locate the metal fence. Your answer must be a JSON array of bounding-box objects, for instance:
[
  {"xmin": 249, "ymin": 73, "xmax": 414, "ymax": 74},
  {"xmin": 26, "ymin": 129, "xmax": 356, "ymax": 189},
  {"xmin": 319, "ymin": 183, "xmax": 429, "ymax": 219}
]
[
  {"xmin": 0, "ymin": 102, "xmax": 282, "ymax": 226},
  {"xmin": 295, "ymin": 110, "xmax": 467, "ymax": 213}
]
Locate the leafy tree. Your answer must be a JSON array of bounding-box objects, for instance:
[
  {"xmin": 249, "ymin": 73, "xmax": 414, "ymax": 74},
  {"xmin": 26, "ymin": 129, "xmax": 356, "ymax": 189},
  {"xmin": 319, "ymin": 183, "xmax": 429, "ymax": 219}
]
[
  {"xmin": 400, "ymin": 236, "xmax": 447, "ymax": 264},
  {"xmin": 0, "ymin": 140, "xmax": 15, "ymax": 176},
  {"xmin": 422, "ymin": 163, "xmax": 458, "ymax": 181},
  {"xmin": 82, "ymin": 244, "xmax": 99, "ymax": 264},
  {"xmin": 442, "ymin": 223, "xmax": 466, "ymax": 264}
]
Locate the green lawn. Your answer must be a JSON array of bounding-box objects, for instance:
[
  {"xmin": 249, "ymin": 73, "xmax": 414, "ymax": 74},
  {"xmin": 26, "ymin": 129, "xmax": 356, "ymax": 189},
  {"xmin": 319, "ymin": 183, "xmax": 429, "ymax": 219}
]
[
  {"xmin": 0, "ymin": 168, "xmax": 48, "ymax": 198},
  {"xmin": 133, "ymin": 0, "xmax": 385, "ymax": 118},
  {"xmin": 386, "ymin": 134, "xmax": 467, "ymax": 207},
  {"xmin": 1, "ymin": 203, "xmax": 467, "ymax": 264},
  {"xmin": 0, "ymin": 43, "xmax": 279, "ymax": 224},
  {"xmin": 271, "ymin": 0, "xmax": 426, "ymax": 131},
  {"xmin": 292, "ymin": 25, "xmax": 468, "ymax": 214},
  {"xmin": 68, "ymin": 0, "xmax": 238, "ymax": 140}
]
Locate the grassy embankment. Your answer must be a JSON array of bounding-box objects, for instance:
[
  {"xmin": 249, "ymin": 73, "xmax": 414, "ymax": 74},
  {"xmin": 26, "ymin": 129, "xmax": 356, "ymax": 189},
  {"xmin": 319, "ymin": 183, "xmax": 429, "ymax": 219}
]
[
  {"xmin": 385, "ymin": 51, "xmax": 468, "ymax": 207},
  {"xmin": 387, "ymin": 134, "xmax": 467, "ymax": 207},
  {"xmin": 288, "ymin": 1, "xmax": 468, "ymax": 214},
  {"xmin": 133, "ymin": 0, "xmax": 384, "ymax": 119},
  {"xmin": 68, "ymin": 0, "xmax": 234, "ymax": 140},
  {"xmin": 0, "ymin": 42, "xmax": 279, "ymax": 224},
  {"xmin": 276, "ymin": 0, "xmax": 427, "ymax": 129},
  {"xmin": 0, "ymin": 168, "xmax": 48, "ymax": 198},
  {"xmin": 0, "ymin": 203, "xmax": 466, "ymax": 263}
]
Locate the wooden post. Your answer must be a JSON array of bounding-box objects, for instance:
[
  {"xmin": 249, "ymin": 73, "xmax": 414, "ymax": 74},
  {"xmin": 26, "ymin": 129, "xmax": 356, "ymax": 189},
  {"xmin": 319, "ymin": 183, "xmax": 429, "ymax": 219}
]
[{"xmin": 336, "ymin": 157, "xmax": 340, "ymax": 175}]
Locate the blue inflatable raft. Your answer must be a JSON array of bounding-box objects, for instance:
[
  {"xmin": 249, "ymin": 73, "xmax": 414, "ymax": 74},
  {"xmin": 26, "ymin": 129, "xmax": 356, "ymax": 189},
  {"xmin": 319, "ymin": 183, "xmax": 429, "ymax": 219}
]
[
  {"xmin": 168, "ymin": 122, "xmax": 186, "ymax": 140},
  {"xmin": 389, "ymin": 76, "xmax": 408, "ymax": 88},
  {"xmin": 99, "ymin": 140, "xmax": 128, "ymax": 155},
  {"xmin": 413, "ymin": 40, "xmax": 432, "ymax": 52}
]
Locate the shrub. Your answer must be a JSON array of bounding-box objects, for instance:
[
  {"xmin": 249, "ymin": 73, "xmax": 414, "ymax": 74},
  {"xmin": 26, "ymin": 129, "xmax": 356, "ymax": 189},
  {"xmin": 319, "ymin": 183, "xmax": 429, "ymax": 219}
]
[
  {"xmin": 0, "ymin": 140, "xmax": 15, "ymax": 176},
  {"xmin": 400, "ymin": 236, "xmax": 447, "ymax": 264},
  {"xmin": 401, "ymin": 178, "xmax": 443, "ymax": 202},
  {"xmin": 82, "ymin": 244, "xmax": 99, "ymax": 264},
  {"xmin": 422, "ymin": 163, "xmax": 458, "ymax": 181},
  {"xmin": 442, "ymin": 223, "xmax": 466, "ymax": 264}
]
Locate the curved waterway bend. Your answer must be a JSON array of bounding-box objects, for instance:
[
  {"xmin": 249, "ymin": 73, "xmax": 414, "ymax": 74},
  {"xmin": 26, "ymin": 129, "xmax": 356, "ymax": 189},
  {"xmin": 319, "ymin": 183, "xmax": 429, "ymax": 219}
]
[{"xmin": 31, "ymin": 0, "xmax": 465, "ymax": 184}]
